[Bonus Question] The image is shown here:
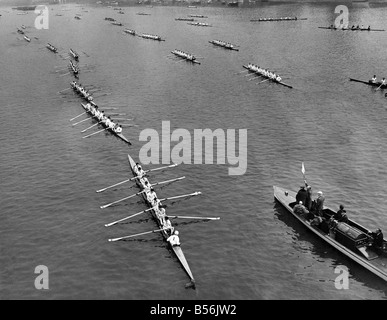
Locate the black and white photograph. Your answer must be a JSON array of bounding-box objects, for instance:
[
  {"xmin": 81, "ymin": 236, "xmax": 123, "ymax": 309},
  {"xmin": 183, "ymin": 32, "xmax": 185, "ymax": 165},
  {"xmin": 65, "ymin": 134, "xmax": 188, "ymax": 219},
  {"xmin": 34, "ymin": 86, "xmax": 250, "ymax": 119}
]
[{"xmin": 1, "ymin": 0, "xmax": 386, "ymax": 306}]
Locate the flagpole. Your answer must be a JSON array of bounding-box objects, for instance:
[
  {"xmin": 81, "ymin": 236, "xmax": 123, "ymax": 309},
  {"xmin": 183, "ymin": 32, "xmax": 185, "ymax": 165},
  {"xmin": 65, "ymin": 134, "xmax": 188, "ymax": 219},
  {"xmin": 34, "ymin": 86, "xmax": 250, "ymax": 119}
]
[{"xmin": 301, "ymin": 162, "xmax": 307, "ymax": 185}]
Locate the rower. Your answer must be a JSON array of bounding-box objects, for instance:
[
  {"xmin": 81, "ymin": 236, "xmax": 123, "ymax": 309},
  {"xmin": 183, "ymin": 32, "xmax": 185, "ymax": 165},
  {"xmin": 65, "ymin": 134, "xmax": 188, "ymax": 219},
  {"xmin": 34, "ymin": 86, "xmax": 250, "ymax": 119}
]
[
  {"xmin": 157, "ymin": 203, "xmax": 167, "ymax": 225},
  {"xmin": 371, "ymin": 75, "xmax": 377, "ymax": 83},
  {"xmin": 382, "ymin": 77, "xmax": 386, "ymax": 86},
  {"xmin": 276, "ymin": 75, "xmax": 282, "ymax": 82},
  {"xmin": 134, "ymin": 163, "xmax": 146, "ymax": 178},
  {"xmin": 114, "ymin": 123, "xmax": 122, "ymax": 133},
  {"xmin": 147, "ymin": 187, "xmax": 157, "ymax": 202},
  {"xmin": 167, "ymin": 230, "xmax": 180, "ymax": 247},
  {"xmin": 368, "ymin": 25, "xmax": 371, "ymax": 31},
  {"xmin": 163, "ymin": 216, "xmax": 174, "ymax": 235}
]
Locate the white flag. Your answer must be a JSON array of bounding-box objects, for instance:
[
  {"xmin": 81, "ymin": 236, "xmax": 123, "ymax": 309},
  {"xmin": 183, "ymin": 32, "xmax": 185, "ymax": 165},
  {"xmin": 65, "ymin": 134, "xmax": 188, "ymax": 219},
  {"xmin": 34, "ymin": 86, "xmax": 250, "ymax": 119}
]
[{"xmin": 301, "ymin": 162, "xmax": 305, "ymax": 175}]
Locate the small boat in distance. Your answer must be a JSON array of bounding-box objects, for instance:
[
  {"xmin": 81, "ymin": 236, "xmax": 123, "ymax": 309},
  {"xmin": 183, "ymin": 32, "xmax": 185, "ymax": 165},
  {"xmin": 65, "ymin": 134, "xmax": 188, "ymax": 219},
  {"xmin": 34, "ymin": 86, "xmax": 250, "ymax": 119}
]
[
  {"xmin": 349, "ymin": 78, "xmax": 387, "ymax": 89},
  {"xmin": 124, "ymin": 29, "xmax": 136, "ymax": 36},
  {"xmin": 175, "ymin": 17, "xmax": 195, "ymax": 22},
  {"xmin": 243, "ymin": 64, "xmax": 293, "ymax": 89},
  {"xmin": 251, "ymin": 17, "xmax": 307, "ymax": 22},
  {"xmin": 171, "ymin": 49, "xmax": 201, "ymax": 64},
  {"xmin": 209, "ymin": 40, "xmax": 239, "ymax": 51},
  {"xmin": 318, "ymin": 26, "xmax": 385, "ymax": 32},
  {"xmin": 23, "ymin": 35, "xmax": 31, "ymax": 42},
  {"xmin": 140, "ymin": 33, "xmax": 165, "ymax": 41},
  {"xmin": 46, "ymin": 42, "xmax": 58, "ymax": 53}
]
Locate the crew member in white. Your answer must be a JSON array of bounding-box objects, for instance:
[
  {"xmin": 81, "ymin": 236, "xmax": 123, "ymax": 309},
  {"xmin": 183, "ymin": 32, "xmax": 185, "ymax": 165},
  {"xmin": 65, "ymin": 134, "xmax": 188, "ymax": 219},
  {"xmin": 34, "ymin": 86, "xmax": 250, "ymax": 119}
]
[{"xmin": 167, "ymin": 230, "xmax": 180, "ymax": 247}]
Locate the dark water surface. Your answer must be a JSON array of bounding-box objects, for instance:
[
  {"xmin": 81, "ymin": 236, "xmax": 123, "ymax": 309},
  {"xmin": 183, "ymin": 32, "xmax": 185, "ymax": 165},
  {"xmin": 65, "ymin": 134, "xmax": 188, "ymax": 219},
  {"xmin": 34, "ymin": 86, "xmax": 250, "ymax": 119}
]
[{"xmin": 1, "ymin": 3, "xmax": 387, "ymax": 300}]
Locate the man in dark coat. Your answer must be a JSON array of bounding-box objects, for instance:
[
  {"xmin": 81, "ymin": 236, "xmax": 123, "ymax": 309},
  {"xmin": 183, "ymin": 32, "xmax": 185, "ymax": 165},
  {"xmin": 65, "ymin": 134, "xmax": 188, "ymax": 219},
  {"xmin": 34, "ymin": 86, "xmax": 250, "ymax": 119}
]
[
  {"xmin": 296, "ymin": 186, "xmax": 307, "ymax": 207},
  {"xmin": 333, "ymin": 204, "xmax": 348, "ymax": 223}
]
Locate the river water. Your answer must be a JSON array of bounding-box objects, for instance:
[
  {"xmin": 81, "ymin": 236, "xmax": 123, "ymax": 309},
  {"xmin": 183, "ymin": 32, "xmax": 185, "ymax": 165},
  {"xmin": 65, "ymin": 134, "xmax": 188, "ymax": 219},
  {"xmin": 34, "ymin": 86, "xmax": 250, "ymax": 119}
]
[{"xmin": 0, "ymin": 2, "xmax": 386, "ymax": 300}]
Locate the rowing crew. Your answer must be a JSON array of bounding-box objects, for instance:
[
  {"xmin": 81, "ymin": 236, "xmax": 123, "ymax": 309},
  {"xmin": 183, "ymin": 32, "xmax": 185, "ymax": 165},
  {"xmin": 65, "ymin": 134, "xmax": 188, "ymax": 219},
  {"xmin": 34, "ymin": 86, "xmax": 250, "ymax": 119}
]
[
  {"xmin": 133, "ymin": 163, "xmax": 180, "ymax": 246},
  {"xmin": 247, "ymin": 63, "xmax": 282, "ymax": 82},
  {"xmin": 141, "ymin": 33, "xmax": 162, "ymax": 40},
  {"xmin": 69, "ymin": 60, "xmax": 79, "ymax": 74},
  {"xmin": 260, "ymin": 17, "xmax": 298, "ymax": 21},
  {"xmin": 84, "ymin": 103, "xmax": 123, "ymax": 133},
  {"xmin": 172, "ymin": 49, "xmax": 196, "ymax": 61},
  {"xmin": 71, "ymin": 81, "xmax": 93, "ymax": 101},
  {"xmin": 370, "ymin": 75, "xmax": 386, "ymax": 85},
  {"xmin": 212, "ymin": 40, "xmax": 235, "ymax": 49},
  {"xmin": 47, "ymin": 43, "xmax": 58, "ymax": 53}
]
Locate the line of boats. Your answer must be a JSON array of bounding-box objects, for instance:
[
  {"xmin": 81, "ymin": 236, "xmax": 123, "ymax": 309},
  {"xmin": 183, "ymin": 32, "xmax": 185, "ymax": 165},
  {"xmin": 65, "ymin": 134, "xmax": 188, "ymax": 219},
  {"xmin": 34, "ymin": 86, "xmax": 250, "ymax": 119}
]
[{"xmin": 243, "ymin": 64, "xmax": 293, "ymax": 89}]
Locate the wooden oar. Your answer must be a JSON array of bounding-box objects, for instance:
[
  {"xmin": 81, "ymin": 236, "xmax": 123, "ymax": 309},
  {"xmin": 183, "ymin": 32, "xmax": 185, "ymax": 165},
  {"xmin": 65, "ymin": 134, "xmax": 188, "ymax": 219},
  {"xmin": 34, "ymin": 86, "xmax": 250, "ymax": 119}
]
[
  {"xmin": 70, "ymin": 112, "xmax": 86, "ymax": 121},
  {"xmin": 145, "ymin": 163, "xmax": 179, "ymax": 173},
  {"xmin": 58, "ymin": 88, "xmax": 71, "ymax": 94},
  {"xmin": 256, "ymin": 79, "xmax": 270, "ymax": 85},
  {"xmin": 167, "ymin": 215, "xmax": 220, "ymax": 220},
  {"xmin": 105, "ymin": 207, "xmax": 156, "ymax": 227},
  {"xmin": 100, "ymin": 190, "xmax": 147, "ymax": 209},
  {"xmin": 72, "ymin": 117, "xmax": 90, "ymax": 126},
  {"xmin": 83, "ymin": 128, "xmax": 107, "ymax": 138},
  {"xmin": 96, "ymin": 174, "xmax": 145, "ymax": 193},
  {"xmin": 96, "ymin": 164, "xmax": 179, "ymax": 193},
  {"xmin": 100, "ymin": 177, "xmax": 185, "ymax": 208},
  {"xmin": 160, "ymin": 191, "xmax": 201, "ymax": 202},
  {"xmin": 376, "ymin": 83, "xmax": 384, "ymax": 91},
  {"xmin": 81, "ymin": 122, "xmax": 100, "ymax": 133},
  {"xmin": 108, "ymin": 227, "xmax": 165, "ymax": 241},
  {"xmin": 248, "ymin": 76, "xmax": 260, "ymax": 81}
]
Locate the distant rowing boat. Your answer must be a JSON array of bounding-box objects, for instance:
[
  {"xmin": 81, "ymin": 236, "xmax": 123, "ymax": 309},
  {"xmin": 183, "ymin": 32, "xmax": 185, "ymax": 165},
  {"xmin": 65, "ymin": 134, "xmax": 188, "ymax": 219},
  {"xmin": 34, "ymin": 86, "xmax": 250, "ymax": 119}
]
[
  {"xmin": 318, "ymin": 26, "xmax": 385, "ymax": 32},
  {"xmin": 209, "ymin": 40, "xmax": 239, "ymax": 51},
  {"xmin": 137, "ymin": 12, "xmax": 150, "ymax": 16},
  {"xmin": 112, "ymin": 21, "xmax": 123, "ymax": 26},
  {"xmin": 243, "ymin": 65, "xmax": 293, "ymax": 89},
  {"xmin": 46, "ymin": 43, "xmax": 58, "ymax": 53},
  {"xmin": 105, "ymin": 17, "xmax": 115, "ymax": 21},
  {"xmin": 17, "ymin": 28, "xmax": 25, "ymax": 34},
  {"xmin": 188, "ymin": 22, "xmax": 211, "ymax": 27},
  {"xmin": 140, "ymin": 33, "xmax": 165, "ymax": 41},
  {"xmin": 74, "ymin": 16, "xmax": 81, "ymax": 20},
  {"xmin": 349, "ymin": 78, "xmax": 387, "ymax": 89},
  {"xmin": 251, "ymin": 17, "xmax": 307, "ymax": 22},
  {"xmin": 69, "ymin": 48, "xmax": 79, "ymax": 61},
  {"xmin": 175, "ymin": 17, "xmax": 195, "ymax": 22},
  {"xmin": 124, "ymin": 29, "xmax": 136, "ymax": 36},
  {"xmin": 23, "ymin": 35, "xmax": 31, "ymax": 42},
  {"xmin": 69, "ymin": 60, "xmax": 79, "ymax": 77},
  {"xmin": 171, "ymin": 50, "xmax": 201, "ymax": 64},
  {"xmin": 188, "ymin": 14, "xmax": 207, "ymax": 18}
]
